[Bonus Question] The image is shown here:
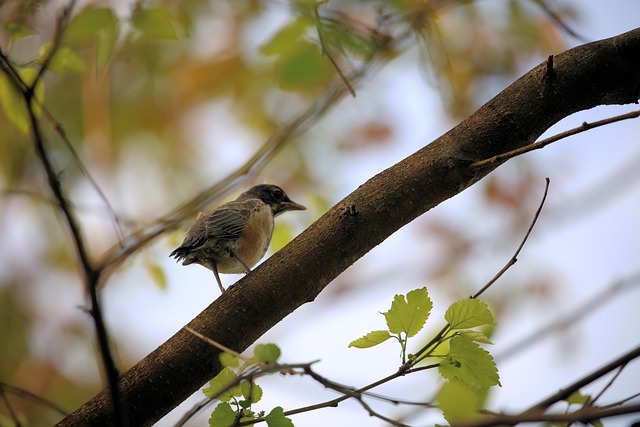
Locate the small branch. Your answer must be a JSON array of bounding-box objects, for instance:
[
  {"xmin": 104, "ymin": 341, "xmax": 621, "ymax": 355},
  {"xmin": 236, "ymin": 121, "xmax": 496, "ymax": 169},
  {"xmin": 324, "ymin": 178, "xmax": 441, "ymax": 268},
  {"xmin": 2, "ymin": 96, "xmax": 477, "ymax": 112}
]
[
  {"xmin": 472, "ymin": 110, "xmax": 640, "ymax": 169},
  {"xmin": 0, "ymin": 382, "xmax": 70, "ymax": 417},
  {"xmin": 314, "ymin": 3, "xmax": 357, "ymax": 97},
  {"xmin": 473, "ymin": 177, "xmax": 550, "ymax": 298},
  {"xmin": 523, "ymin": 344, "xmax": 640, "ymax": 414}
]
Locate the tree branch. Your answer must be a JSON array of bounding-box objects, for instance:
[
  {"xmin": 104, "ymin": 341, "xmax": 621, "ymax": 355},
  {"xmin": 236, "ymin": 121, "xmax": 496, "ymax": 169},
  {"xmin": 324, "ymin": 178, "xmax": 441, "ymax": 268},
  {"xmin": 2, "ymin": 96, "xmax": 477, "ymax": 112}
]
[{"xmin": 56, "ymin": 27, "xmax": 640, "ymax": 427}]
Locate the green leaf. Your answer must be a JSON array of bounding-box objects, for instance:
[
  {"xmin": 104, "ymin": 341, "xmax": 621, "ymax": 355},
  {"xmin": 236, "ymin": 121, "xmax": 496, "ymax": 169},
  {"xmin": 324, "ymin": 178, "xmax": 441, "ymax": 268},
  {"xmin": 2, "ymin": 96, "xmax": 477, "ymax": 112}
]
[
  {"xmin": 438, "ymin": 335, "xmax": 500, "ymax": 388},
  {"xmin": 65, "ymin": 6, "xmax": 119, "ymax": 70},
  {"xmin": 260, "ymin": 17, "xmax": 311, "ymax": 56},
  {"xmin": 131, "ymin": 5, "xmax": 180, "ymax": 40},
  {"xmin": 144, "ymin": 260, "xmax": 167, "ymax": 291},
  {"xmin": 565, "ymin": 391, "xmax": 591, "ymax": 406},
  {"xmin": 3, "ymin": 22, "xmax": 35, "ymax": 40},
  {"xmin": 456, "ymin": 330, "xmax": 493, "ymax": 345},
  {"xmin": 209, "ymin": 402, "xmax": 236, "ymax": 427},
  {"xmin": 241, "ymin": 381, "xmax": 263, "ymax": 404},
  {"xmin": 253, "ymin": 343, "xmax": 281, "ymax": 365},
  {"xmin": 445, "ymin": 299, "xmax": 494, "ymax": 329},
  {"xmin": 203, "ymin": 367, "xmax": 242, "ymax": 401},
  {"xmin": 264, "ymin": 406, "xmax": 294, "ymax": 427},
  {"xmin": 275, "ymin": 41, "xmax": 332, "ymax": 90},
  {"xmin": 383, "ymin": 288, "xmax": 433, "ymax": 338},
  {"xmin": 0, "ymin": 68, "xmax": 43, "ymax": 134},
  {"xmin": 438, "ymin": 379, "xmax": 480, "ymax": 424},
  {"xmin": 219, "ymin": 352, "xmax": 240, "ymax": 368},
  {"xmin": 348, "ymin": 330, "xmax": 392, "ymax": 348}
]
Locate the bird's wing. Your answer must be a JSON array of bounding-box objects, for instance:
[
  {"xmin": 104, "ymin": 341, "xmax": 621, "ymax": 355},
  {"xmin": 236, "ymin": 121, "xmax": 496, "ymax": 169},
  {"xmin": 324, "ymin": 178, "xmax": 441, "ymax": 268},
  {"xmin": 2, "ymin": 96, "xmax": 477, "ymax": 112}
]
[{"xmin": 179, "ymin": 200, "xmax": 257, "ymax": 250}]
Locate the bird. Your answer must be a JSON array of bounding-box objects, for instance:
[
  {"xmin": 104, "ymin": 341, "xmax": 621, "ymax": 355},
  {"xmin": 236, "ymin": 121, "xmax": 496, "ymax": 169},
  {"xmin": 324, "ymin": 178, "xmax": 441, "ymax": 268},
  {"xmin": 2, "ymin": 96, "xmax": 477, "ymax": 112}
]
[{"xmin": 170, "ymin": 184, "xmax": 306, "ymax": 293}]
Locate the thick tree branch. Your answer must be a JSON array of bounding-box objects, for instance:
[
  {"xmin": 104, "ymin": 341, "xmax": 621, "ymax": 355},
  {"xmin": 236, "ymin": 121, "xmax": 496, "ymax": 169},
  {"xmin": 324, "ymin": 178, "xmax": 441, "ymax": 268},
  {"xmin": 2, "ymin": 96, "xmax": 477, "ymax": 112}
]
[{"xmin": 57, "ymin": 28, "xmax": 640, "ymax": 426}]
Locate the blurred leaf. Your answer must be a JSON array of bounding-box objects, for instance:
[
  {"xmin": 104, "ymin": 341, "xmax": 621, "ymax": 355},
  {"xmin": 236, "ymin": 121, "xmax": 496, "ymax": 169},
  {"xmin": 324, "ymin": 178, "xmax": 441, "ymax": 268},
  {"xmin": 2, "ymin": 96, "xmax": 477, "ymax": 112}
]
[
  {"xmin": 271, "ymin": 223, "xmax": 294, "ymax": 253},
  {"xmin": 565, "ymin": 391, "xmax": 591, "ymax": 406},
  {"xmin": 253, "ymin": 343, "xmax": 281, "ymax": 365},
  {"xmin": 65, "ymin": 6, "xmax": 119, "ymax": 70},
  {"xmin": 40, "ymin": 44, "xmax": 87, "ymax": 75},
  {"xmin": 220, "ymin": 352, "xmax": 240, "ymax": 368},
  {"xmin": 438, "ymin": 379, "xmax": 480, "ymax": 423},
  {"xmin": 275, "ymin": 41, "xmax": 332, "ymax": 91},
  {"xmin": 438, "ymin": 335, "xmax": 500, "ymax": 388},
  {"xmin": 3, "ymin": 22, "xmax": 35, "ymax": 39},
  {"xmin": 445, "ymin": 299, "xmax": 494, "ymax": 329},
  {"xmin": 0, "ymin": 68, "xmax": 43, "ymax": 134},
  {"xmin": 383, "ymin": 287, "xmax": 433, "ymax": 338},
  {"xmin": 349, "ymin": 330, "xmax": 392, "ymax": 348},
  {"xmin": 260, "ymin": 17, "xmax": 311, "ymax": 56},
  {"xmin": 131, "ymin": 5, "xmax": 180, "ymax": 40},
  {"xmin": 208, "ymin": 402, "xmax": 235, "ymax": 427},
  {"xmin": 145, "ymin": 260, "xmax": 167, "ymax": 291},
  {"xmin": 264, "ymin": 407, "xmax": 294, "ymax": 427}
]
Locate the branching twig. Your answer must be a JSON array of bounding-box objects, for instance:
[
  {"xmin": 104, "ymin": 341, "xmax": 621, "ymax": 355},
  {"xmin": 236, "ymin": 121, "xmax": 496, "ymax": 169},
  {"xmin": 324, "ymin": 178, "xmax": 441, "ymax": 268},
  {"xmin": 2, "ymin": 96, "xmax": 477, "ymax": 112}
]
[
  {"xmin": 471, "ymin": 110, "xmax": 640, "ymax": 169},
  {"xmin": 314, "ymin": 2, "xmax": 357, "ymax": 97},
  {"xmin": 0, "ymin": 382, "xmax": 70, "ymax": 417},
  {"xmin": 473, "ymin": 177, "xmax": 550, "ymax": 298},
  {"xmin": 0, "ymin": 2, "xmax": 127, "ymax": 425}
]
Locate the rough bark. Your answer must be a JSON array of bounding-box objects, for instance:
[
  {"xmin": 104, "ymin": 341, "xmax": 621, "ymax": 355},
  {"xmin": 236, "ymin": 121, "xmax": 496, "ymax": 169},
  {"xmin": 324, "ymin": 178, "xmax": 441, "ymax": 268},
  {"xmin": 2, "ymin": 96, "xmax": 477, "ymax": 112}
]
[{"xmin": 57, "ymin": 28, "xmax": 640, "ymax": 426}]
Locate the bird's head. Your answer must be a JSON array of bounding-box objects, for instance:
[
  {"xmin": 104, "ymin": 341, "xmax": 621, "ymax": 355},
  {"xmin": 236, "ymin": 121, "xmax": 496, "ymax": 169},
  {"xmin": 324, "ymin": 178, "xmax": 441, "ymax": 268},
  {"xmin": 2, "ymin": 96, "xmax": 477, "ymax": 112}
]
[{"xmin": 241, "ymin": 184, "xmax": 306, "ymax": 217}]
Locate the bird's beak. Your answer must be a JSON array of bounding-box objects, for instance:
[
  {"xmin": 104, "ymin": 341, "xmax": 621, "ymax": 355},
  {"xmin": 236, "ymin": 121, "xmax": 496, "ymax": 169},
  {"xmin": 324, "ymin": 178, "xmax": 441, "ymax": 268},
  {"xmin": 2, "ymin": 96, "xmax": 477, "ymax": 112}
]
[{"xmin": 282, "ymin": 200, "xmax": 306, "ymax": 212}]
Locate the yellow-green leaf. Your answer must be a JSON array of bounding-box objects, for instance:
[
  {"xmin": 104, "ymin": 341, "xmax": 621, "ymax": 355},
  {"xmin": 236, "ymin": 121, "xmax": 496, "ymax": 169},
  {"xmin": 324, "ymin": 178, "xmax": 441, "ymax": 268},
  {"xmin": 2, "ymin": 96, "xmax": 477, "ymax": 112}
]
[
  {"xmin": 438, "ymin": 379, "xmax": 480, "ymax": 424},
  {"xmin": 208, "ymin": 402, "xmax": 235, "ymax": 427},
  {"xmin": 3, "ymin": 22, "xmax": 35, "ymax": 40},
  {"xmin": 203, "ymin": 367, "xmax": 242, "ymax": 401},
  {"xmin": 264, "ymin": 406, "xmax": 294, "ymax": 427},
  {"xmin": 349, "ymin": 330, "xmax": 392, "ymax": 348},
  {"xmin": 131, "ymin": 5, "xmax": 180, "ymax": 40},
  {"xmin": 445, "ymin": 298, "xmax": 494, "ymax": 329},
  {"xmin": 438, "ymin": 335, "xmax": 500, "ymax": 388},
  {"xmin": 275, "ymin": 41, "xmax": 332, "ymax": 90},
  {"xmin": 40, "ymin": 44, "xmax": 87, "ymax": 75},
  {"xmin": 383, "ymin": 287, "xmax": 432, "ymax": 337},
  {"xmin": 260, "ymin": 17, "xmax": 311, "ymax": 56}
]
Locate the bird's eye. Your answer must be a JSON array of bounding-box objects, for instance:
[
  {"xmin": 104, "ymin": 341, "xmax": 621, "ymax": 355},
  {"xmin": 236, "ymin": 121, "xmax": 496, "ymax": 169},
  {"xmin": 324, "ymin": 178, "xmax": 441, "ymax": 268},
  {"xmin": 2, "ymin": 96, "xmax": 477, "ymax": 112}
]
[{"xmin": 273, "ymin": 189, "xmax": 283, "ymax": 199}]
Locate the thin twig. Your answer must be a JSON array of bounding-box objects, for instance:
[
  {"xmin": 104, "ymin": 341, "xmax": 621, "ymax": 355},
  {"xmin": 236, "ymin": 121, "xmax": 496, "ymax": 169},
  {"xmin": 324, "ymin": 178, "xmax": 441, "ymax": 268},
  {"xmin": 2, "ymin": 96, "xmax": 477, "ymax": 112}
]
[
  {"xmin": 472, "ymin": 110, "xmax": 640, "ymax": 169},
  {"xmin": 523, "ymin": 344, "xmax": 640, "ymax": 414},
  {"xmin": 473, "ymin": 177, "xmax": 550, "ymax": 298},
  {"xmin": 185, "ymin": 327, "xmax": 247, "ymax": 361},
  {"xmin": 0, "ymin": 382, "xmax": 70, "ymax": 417},
  {"xmin": 0, "ymin": 2, "xmax": 127, "ymax": 425},
  {"xmin": 315, "ymin": 3, "xmax": 357, "ymax": 97}
]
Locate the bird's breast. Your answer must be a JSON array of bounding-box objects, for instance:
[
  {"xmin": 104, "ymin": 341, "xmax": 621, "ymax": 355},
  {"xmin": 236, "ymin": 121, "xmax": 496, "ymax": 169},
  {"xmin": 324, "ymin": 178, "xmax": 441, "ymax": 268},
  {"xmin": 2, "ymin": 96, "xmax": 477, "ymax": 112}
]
[{"xmin": 220, "ymin": 204, "xmax": 274, "ymax": 274}]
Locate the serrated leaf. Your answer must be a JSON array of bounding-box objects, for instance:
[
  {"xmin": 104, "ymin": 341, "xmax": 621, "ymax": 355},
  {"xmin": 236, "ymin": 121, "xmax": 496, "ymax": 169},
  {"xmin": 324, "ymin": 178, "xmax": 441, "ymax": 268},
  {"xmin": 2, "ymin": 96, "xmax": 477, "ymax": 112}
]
[
  {"xmin": 565, "ymin": 391, "xmax": 591, "ymax": 406},
  {"xmin": 438, "ymin": 335, "xmax": 500, "ymax": 388},
  {"xmin": 383, "ymin": 288, "xmax": 433, "ymax": 338},
  {"xmin": 264, "ymin": 406, "xmax": 294, "ymax": 427},
  {"xmin": 241, "ymin": 381, "xmax": 263, "ymax": 404},
  {"xmin": 260, "ymin": 17, "xmax": 311, "ymax": 56},
  {"xmin": 438, "ymin": 379, "xmax": 480, "ymax": 423},
  {"xmin": 349, "ymin": 330, "xmax": 392, "ymax": 348},
  {"xmin": 131, "ymin": 5, "xmax": 180, "ymax": 39},
  {"xmin": 209, "ymin": 402, "xmax": 235, "ymax": 427},
  {"xmin": 445, "ymin": 299, "xmax": 494, "ymax": 329},
  {"xmin": 253, "ymin": 343, "xmax": 281, "ymax": 365},
  {"xmin": 456, "ymin": 330, "xmax": 493, "ymax": 345},
  {"xmin": 203, "ymin": 367, "xmax": 242, "ymax": 401}
]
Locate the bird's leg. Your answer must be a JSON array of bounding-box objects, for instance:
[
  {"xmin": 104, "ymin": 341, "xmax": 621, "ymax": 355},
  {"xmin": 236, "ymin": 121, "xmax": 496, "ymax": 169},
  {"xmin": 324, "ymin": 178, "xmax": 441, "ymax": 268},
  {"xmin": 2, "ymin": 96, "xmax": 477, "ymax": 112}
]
[
  {"xmin": 229, "ymin": 248, "xmax": 252, "ymax": 274},
  {"xmin": 210, "ymin": 262, "xmax": 226, "ymax": 293}
]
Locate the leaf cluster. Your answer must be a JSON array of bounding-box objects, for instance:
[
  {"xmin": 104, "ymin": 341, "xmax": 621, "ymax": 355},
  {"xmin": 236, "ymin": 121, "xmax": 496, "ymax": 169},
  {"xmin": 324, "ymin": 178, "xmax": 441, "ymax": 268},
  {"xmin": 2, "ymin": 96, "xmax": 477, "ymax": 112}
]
[
  {"xmin": 202, "ymin": 344, "xmax": 293, "ymax": 427},
  {"xmin": 349, "ymin": 287, "xmax": 500, "ymax": 423}
]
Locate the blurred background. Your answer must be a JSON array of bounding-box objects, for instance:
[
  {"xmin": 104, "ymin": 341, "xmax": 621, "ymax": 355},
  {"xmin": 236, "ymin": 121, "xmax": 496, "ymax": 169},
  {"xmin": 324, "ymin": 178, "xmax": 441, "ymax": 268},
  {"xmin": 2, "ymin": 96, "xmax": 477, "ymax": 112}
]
[{"xmin": 0, "ymin": 0, "xmax": 639, "ymax": 425}]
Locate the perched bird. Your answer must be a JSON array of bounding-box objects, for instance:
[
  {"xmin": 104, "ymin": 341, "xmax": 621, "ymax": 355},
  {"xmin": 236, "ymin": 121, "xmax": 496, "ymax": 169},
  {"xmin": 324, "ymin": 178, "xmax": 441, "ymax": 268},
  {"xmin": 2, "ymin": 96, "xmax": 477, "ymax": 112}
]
[{"xmin": 170, "ymin": 184, "xmax": 305, "ymax": 293}]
